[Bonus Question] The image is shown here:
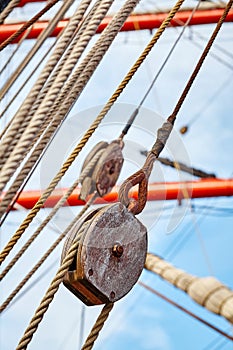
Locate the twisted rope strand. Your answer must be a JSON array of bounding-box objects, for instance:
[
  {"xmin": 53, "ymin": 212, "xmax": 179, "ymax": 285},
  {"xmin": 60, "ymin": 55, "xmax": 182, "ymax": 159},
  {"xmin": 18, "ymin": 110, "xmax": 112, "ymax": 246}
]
[
  {"xmin": 0, "ymin": 0, "xmax": 140, "ymax": 260},
  {"xmin": 0, "ymin": 0, "xmax": 75, "ymax": 101},
  {"xmin": 15, "ymin": 219, "xmax": 90, "ymax": 349},
  {"xmin": 20, "ymin": 0, "xmax": 103, "ymax": 128},
  {"xmin": 0, "ymin": 0, "xmax": 114, "ymax": 214},
  {"xmin": 171, "ymin": 0, "xmax": 233, "ymax": 120},
  {"xmin": 0, "ymin": 0, "xmax": 113, "ymax": 195},
  {"xmin": 0, "ymin": 0, "xmax": 61, "ymax": 51},
  {"xmin": 0, "ymin": 0, "xmax": 92, "ymax": 168},
  {"xmin": 0, "ymin": 0, "xmax": 21, "ymax": 24},
  {"xmin": 0, "ymin": 194, "xmax": 96, "ymax": 312},
  {"xmin": 0, "ymin": 150, "xmax": 103, "ymax": 279},
  {"xmin": 10, "ymin": 1, "xmax": 187, "ymax": 348},
  {"xmin": 81, "ymin": 303, "xmax": 114, "ymax": 350},
  {"xmin": 83, "ymin": 0, "xmax": 186, "ymax": 146},
  {"xmin": 0, "ymin": 0, "xmax": 103, "ymax": 162}
]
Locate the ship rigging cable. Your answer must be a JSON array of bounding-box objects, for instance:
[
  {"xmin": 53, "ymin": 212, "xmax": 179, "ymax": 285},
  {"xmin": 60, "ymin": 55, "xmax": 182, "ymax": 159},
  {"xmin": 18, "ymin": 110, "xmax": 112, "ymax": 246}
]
[
  {"xmin": 139, "ymin": 281, "xmax": 233, "ymax": 341},
  {"xmin": 0, "ymin": 0, "xmax": 93, "ymax": 170},
  {"xmin": 96, "ymin": 1, "xmax": 233, "ymax": 347},
  {"xmin": 1, "ymin": 6, "xmax": 220, "ymax": 307},
  {"xmin": 0, "ymin": 0, "xmax": 76, "ymax": 101},
  {"xmin": 11, "ymin": 1, "xmax": 188, "ymax": 348},
  {"xmin": 0, "ymin": 0, "xmax": 203, "ymax": 223},
  {"xmin": 45, "ymin": 3, "xmax": 233, "ymax": 349},
  {"xmin": 0, "ymin": 0, "xmax": 114, "ymax": 195},
  {"xmin": 0, "ymin": 0, "xmax": 21, "ymax": 24},
  {"xmin": 0, "ymin": 0, "xmax": 61, "ymax": 51},
  {"xmin": 0, "ymin": 1, "xmax": 232, "ymax": 349},
  {"xmin": 0, "ymin": 151, "xmax": 103, "ymax": 281},
  {"xmin": 0, "ymin": 0, "xmax": 185, "ymax": 263},
  {"xmin": 0, "ymin": 0, "xmax": 201, "ymax": 224}
]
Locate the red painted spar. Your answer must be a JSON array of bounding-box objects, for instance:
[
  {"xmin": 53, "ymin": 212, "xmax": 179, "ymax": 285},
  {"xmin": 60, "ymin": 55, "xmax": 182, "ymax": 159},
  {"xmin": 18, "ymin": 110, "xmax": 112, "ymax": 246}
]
[
  {"xmin": 18, "ymin": 0, "xmax": 45, "ymax": 6},
  {"xmin": 1, "ymin": 9, "xmax": 232, "ymax": 44},
  {"xmin": 1, "ymin": 179, "xmax": 233, "ymax": 210}
]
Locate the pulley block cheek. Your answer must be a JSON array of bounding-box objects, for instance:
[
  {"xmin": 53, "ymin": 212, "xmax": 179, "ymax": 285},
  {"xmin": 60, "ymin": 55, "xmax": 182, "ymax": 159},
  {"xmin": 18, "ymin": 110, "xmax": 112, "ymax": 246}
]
[
  {"xmin": 94, "ymin": 141, "xmax": 124, "ymax": 197},
  {"xmin": 79, "ymin": 140, "xmax": 124, "ymax": 200},
  {"xmin": 79, "ymin": 141, "xmax": 108, "ymax": 201},
  {"xmin": 62, "ymin": 202, "xmax": 147, "ymax": 306}
]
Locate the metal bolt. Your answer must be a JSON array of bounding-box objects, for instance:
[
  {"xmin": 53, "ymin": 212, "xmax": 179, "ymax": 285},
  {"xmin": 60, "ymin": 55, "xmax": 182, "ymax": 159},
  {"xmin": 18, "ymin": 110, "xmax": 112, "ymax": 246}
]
[
  {"xmin": 112, "ymin": 243, "xmax": 124, "ymax": 257},
  {"xmin": 110, "ymin": 291, "xmax": 115, "ymax": 299},
  {"xmin": 88, "ymin": 268, "xmax": 93, "ymax": 276}
]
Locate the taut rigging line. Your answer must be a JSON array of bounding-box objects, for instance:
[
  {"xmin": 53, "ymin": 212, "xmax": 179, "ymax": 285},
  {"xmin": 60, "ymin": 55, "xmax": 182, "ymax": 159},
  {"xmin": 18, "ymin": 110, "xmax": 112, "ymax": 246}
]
[
  {"xmin": 12, "ymin": 1, "xmax": 188, "ymax": 349},
  {"xmin": 139, "ymin": 281, "xmax": 233, "ymax": 342}
]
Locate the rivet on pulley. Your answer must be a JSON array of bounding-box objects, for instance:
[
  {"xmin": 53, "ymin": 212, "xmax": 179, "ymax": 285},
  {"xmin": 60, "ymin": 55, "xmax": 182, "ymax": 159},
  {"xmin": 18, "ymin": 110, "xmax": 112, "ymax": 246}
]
[{"xmin": 61, "ymin": 202, "xmax": 147, "ymax": 306}]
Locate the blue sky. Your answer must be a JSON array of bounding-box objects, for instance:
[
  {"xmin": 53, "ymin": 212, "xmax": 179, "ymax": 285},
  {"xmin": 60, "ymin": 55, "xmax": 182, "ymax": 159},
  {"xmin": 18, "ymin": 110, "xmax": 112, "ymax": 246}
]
[{"xmin": 1, "ymin": 1, "xmax": 233, "ymax": 349}]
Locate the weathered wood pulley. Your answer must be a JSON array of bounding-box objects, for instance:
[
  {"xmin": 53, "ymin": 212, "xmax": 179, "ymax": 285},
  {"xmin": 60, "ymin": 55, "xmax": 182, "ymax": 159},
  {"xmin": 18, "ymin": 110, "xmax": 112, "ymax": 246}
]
[
  {"xmin": 62, "ymin": 202, "xmax": 147, "ymax": 306},
  {"xmin": 79, "ymin": 140, "xmax": 124, "ymax": 200}
]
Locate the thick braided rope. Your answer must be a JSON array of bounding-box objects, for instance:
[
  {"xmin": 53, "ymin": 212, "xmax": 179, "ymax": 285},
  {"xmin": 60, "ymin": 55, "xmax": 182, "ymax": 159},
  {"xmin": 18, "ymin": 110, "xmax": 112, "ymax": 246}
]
[
  {"xmin": 0, "ymin": 0, "xmax": 113, "ymax": 193},
  {"xmin": 0, "ymin": 0, "xmax": 92, "ymax": 168},
  {"xmin": 0, "ymin": 0, "xmax": 61, "ymax": 51},
  {"xmin": 0, "ymin": 0, "xmax": 112, "ymax": 211},
  {"xmin": 15, "ymin": 218, "xmax": 90, "ymax": 349},
  {"xmin": 0, "ymin": 1, "xmax": 139, "ymax": 216},
  {"xmin": 26, "ymin": 0, "xmax": 104, "ymax": 120},
  {"xmin": 0, "ymin": 0, "xmax": 21, "ymax": 24},
  {"xmin": 0, "ymin": 1, "xmax": 101, "ymax": 158},
  {"xmin": 73, "ymin": 0, "xmax": 186, "ymax": 145},
  {"xmin": 81, "ymin": 303, "xmax": 114, "ymax": 350},
  {"xmin": 0, "ymin": 31, "xmax": 59, "ymax": 122},
  {"xmin": 0, "ymin": 0, "xmax": 76, "ymax": 101},
  {"xmin": 170, "ymin": 0, "xmax": 233, "ymax": 121},
  {"xmin": 0, "ymin": 1, "xmax": 114, "ymax": 213},
  {"xmin": 0, "ymin": 150, "xmax": 103, "ymax": 280},
  {"xmin": 0, "ymin": 0, "xmax": 77, "ymax": 169},
  {"xmin": 0, "ymin": 0, "xmax": 133, "ymax": 181},
  {"xmin": 0, "ymin": 194, "xmax": 96, "ymax": 313},
  {"xmin": 0, "ymin": 0, "xmax": 182, "ymax": 261},
  {"xmin": 0, "ymin": 0, "xmax": 140, "ymax": 216},
  {"xmin": 0, "ymin": 0, "xmax": 75, "ymax": 167}
]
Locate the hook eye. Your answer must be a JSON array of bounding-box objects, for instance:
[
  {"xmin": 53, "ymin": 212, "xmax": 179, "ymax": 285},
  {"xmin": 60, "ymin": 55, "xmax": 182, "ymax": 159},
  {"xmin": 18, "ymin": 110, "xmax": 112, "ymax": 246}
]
[{"xmin": 118, "ymin": 169, "xmax": 148, "ymax": 215}]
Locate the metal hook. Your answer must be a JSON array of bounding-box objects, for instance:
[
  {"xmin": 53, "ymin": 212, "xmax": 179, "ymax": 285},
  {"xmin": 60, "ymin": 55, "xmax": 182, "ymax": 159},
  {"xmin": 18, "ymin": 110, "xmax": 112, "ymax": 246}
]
[{"xmin": 119, "ymin": 152, "xmax": 156, "ymax": 215}]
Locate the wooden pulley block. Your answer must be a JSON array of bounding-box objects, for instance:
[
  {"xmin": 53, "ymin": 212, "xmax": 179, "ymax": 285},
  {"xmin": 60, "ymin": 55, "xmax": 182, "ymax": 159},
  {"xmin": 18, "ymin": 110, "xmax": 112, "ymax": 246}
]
[
  {"xmin": 79, "ymin": 140, "xmax": 124, "ymax": 200},
  {"xmin": 62, "ymin": 202, "xmax": 147, "ymax": 306},
  {"xmin": 79, "ymin": 141, "xmax": 108, "ymax": 200}
]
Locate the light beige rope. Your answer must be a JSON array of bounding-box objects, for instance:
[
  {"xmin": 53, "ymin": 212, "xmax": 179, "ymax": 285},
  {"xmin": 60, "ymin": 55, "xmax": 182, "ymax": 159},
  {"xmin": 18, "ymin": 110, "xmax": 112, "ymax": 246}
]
[
  {"xmin": 0, "ymin": 0, "xmax": 140, "ymax": 215},
  {"xmin": 0, "ymin": 0, "xmax": 75, "ymax": 101},
  {"xmin": 0, "ymin": 0, "xmax": 76, "ymax": 169},
  {"xmin": 0, "ymin": 0, "xmax": 113, "ymax": 193},
  {"xmin": 9, "ymin": 2, "xmax": 188, "ymax": 348},
  {"xmin": 0, "ymin": 0, "xmax": 92, "ymax": 169},
  {"xmin": 0, "ymin": 0, "xmax": 21, "ymax": 24},
  {"xmin": 0, "ymin": 150, "xmax": 104, "ymax": 280},
  {"xmin": 145, "ymin": 253, "xmax": 233, "ymax": 323},
  {"xmin": 0, "ymin": 33, "xmax": 59, "ymax": 121},
  {"xmin": 81, "ymin": 303, "xmax": 114, "ymax": 350},
  {"xmin": 0, "ymin": 0, "xmax": 183, "ymax": 262},
  {"xmin": 0, "ymin": 0, "xmax": 61, "ymax": 51},
  {"xmin": 15, "ymin": 215, "xmax": 90, "ymax": 349},
  {"xmin": 0, "ymin": 0, "xmax": 103, "ymax": 165},
  {"xmin": 0, "ymin": 0, "xmax": 115, "ymax": 214},
  {"xmin": 0, "ymin": 193, "xmax": 96, "ymax": 313},
  {"xmin": 21, "ymin": 0, "xmax": 103, "ymax": 124}
]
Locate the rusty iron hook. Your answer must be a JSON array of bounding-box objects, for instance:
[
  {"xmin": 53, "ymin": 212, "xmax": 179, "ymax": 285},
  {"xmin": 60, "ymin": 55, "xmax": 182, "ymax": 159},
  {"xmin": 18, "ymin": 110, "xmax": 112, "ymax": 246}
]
[{"xmin": 119, "ymin": 152, "xmax": 156, "ymax": 215}]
